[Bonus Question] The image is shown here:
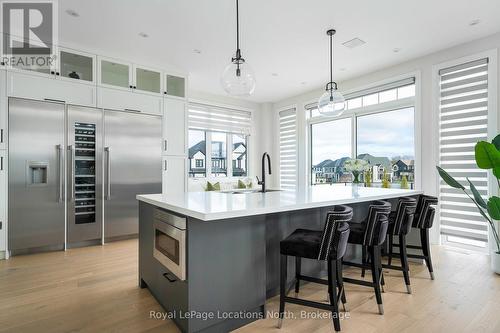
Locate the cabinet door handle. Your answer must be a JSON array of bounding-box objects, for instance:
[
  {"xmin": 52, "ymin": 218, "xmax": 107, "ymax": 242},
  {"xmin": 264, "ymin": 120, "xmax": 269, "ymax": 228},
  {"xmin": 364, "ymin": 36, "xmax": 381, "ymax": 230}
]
[
  {"xmin": 56, "ymin": 72, "xmax": 60, "ymax": 76},
  {"xmin": 68, "ymin": 145, "xmax": 75, "ymax": 201},
  {"xmin": 164, "ymin": 139, "xmax": 168, "ymax": 151},
  {"xmin": 0, "ymin": 156, "xmax": 3, "ymax": 171},
  {"xmin": 44, "ymin": 98, "xmax": 66, "ymax": 104},
  {"xmin": 163, "ymin": 273, "xmax": 177, "ymax": 283},
  {"xmin": 129, "ymin": 85, "xmax": 133, "ymax": 89},
  {"xmin": 57, "ymin": 144, "xmax": 63, "ymax": 202},
  {"xmin": 164, "ymin": 160, "xmax": 167, "ymax": 171},
  {"xmin": 124, "ymin": 108, "xmax": 141, "ymax": 113},
  {"xmin": 50, "ymin": 71, "xmax": 55, "ymax": 75},
  {"xmin": 1, "ymin": 129, "xmax": 3, "ymax": 143},
  {"xmin": 105, "ymin": 147, "xmax": 111, "ymax": 200}
]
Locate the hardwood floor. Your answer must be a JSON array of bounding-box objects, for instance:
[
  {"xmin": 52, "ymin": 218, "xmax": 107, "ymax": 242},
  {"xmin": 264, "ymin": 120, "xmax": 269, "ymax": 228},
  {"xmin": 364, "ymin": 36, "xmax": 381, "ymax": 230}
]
[{"xmin": 0, "ymin": 239, "xmax": 499, "ymax": 333}]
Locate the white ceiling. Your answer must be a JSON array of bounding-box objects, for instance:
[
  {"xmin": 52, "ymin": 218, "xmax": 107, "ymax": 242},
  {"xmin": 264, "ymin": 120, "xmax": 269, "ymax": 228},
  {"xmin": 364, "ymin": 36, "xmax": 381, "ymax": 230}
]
[{"xmin": 59, "ymin": 0, "xmax": 500, "ymax": 103}]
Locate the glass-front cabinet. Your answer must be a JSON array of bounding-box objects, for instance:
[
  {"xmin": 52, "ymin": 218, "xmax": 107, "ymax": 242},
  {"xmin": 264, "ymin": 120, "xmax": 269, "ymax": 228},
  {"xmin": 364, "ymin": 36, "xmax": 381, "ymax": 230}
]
[
  {"xmin": 165, "ymin": 74, "xmax": 185, "ymax": 98},
  {"xmin": 135, "ymin": 66, "xmax": 162, "ymax": 94},
  {"xmin": 98, "ymin": 57, "xmax": 132, "ymax": 89},
  {"xmin": 58, "ymin": 48, "xmax": 95, "ymax": 84}
]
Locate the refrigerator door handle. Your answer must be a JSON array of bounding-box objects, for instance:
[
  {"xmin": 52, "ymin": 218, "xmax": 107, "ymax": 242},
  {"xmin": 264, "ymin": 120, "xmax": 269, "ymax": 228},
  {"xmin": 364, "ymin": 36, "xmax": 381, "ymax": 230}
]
[
  {"xmin": 57, "ymin": 144, "xmax": 63, "ymax": 202},
  {"xmin": 105, "ymin": 147, "xmax": 111, "ymax": 200},
  {"xmin": 69, "ymin": 145, "xmax": 75, "ymax": 202}
]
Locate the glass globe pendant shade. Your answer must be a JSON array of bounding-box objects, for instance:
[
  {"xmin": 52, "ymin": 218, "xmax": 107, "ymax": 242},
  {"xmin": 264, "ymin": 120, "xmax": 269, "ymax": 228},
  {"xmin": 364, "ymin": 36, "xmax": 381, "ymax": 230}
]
[
  {"xmin": 318, "ymin": 89, "xmax": 345, "ymax": 117},
  {"xmin": 221, "ymin": 60, "xmax": 256, "ymax": 96}
]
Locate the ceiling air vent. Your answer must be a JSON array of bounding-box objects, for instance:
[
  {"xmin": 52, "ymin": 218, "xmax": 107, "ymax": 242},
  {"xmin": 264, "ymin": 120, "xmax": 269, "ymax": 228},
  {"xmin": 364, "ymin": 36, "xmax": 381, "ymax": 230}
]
[{"xmin": 342, "ymin": 38, "xmax": 366, "ymax": 49}]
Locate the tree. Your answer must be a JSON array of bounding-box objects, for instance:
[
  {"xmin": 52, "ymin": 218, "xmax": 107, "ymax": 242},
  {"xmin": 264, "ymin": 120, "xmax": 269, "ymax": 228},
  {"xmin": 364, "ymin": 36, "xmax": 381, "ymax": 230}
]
[
  {"xmin": 381, "ymin": 170, "xmax": 391, "ymax": 188},
  {"xmin": 401, "ymin": 175, "xmax": 409, "ymax": 189},
  {"xmin": 364, "ymin": 169, "xmax": 372, "ymax": 187}
]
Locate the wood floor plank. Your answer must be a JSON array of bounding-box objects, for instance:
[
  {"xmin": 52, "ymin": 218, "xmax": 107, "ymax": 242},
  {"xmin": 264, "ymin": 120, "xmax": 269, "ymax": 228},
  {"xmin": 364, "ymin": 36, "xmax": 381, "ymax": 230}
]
[{"xmin": 0, "ymin": 239, "xmax": 498, "ymax": 333}]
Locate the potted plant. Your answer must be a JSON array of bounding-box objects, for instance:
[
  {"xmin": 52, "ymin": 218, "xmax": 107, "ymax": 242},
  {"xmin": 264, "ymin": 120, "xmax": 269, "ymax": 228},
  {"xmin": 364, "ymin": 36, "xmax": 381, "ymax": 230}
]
[
  {"xmin": 344, "ymin": 158, "xmax": 369, "ymax": 184},
  {"xmin": 436, "ymin": 134, "xmax": 500, "ymax": 274}
]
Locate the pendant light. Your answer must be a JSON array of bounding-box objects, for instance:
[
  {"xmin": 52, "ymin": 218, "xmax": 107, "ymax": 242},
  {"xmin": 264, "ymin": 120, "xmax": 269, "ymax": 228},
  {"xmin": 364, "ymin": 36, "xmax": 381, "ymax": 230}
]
[
  {"xmin": 221, "ymin": 0, "xmax": 256, "ymax": 96},
  {"xmin": 318, "ymin": 29, "xmax": 345, "ymax": 116}
]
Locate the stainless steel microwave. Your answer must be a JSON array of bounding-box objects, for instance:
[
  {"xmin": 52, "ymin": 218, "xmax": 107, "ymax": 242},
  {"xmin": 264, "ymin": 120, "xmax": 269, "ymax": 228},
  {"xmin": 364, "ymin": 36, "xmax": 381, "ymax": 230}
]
[{"xmin": 153, "ymin": 209, "xmax": 186, "ymax": 281}]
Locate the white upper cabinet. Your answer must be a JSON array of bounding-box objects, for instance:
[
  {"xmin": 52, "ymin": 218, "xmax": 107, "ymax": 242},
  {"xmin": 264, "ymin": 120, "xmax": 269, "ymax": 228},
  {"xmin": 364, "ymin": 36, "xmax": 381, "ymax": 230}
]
[
  {"xmin": 7, "ymin": 70, "xmax": 96, "ymax": 107},
  {"xmin": 165, "ymin": 74, "xmax": 186, "ymax": 98},
  {"xmin": 56, "ymin": 47, "xmax": 96, "ymax": 85},
  {"xmin": 0, "ymin": 69, "xmax": 6, "ymax": 150},
  {"xmin": 135, "ymin": 65, "xmax": 162, "ymax": 95},
  {"xmin": 97, "ymin": 87, "xmax": 162, "ymax": 115},
  {"xmin": 163, "ymin": 98, "xmax": 187, "ymax": 156},
  {"xmin": 98, "ymin": 56, "xmax": 133, "ymax": 90}
]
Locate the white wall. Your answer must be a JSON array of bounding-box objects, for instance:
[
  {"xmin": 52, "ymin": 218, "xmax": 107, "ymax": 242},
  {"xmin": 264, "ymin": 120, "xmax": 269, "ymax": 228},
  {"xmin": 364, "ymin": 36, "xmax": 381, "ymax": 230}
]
[{"xmin": 271, "ymin": 32, "xmax": 500, "ymax": 195}]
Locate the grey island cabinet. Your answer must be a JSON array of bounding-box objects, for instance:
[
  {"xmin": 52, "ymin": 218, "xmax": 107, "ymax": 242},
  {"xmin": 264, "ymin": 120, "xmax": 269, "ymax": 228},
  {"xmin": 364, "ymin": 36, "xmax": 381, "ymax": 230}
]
[{"xmin": 137, "ymin": 186, "xmax": 421, "ymax": 333}]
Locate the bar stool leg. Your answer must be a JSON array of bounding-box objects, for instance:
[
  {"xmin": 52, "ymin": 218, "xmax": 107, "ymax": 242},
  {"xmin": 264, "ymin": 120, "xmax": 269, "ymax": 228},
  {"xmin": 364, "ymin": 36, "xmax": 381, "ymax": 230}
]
[
  {"xmin": 295, "ymin": 256, "xmax": 301, "ymax": 296},
  {"xmin": 399, "ymin": 234, "xmax": 411, "ymax": 294},
  {"xmin": 361, "ymin": 245, "xmax": 367, "ymax": 277},
  {"xmin": 370, "ymin": 245, "xmax": 384, "ymax": 315},
  {"xmin": 328, "ymin": 259, "xmax": 341, "ymax": 332},
  {"xmin": 421, "ymin": 228, "xmax": 435, "ymax": 280},
  {"xmin": 378, "ymin": 246, "xmax": 385, "ymax": 293},
  {"xmin": 278, "ymin": 254, "xmax": 287, "ymax": 329},
  {"xmin": 387, "ymin": 235, "xmax": 394, "ymax": 266},
  {"xmin": 336, "ymin": 259, "xmax": 348, "ymax": 312}
]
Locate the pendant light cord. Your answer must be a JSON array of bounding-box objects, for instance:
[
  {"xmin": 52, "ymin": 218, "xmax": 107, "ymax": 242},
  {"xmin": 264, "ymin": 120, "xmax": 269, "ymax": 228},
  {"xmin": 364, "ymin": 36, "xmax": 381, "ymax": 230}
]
[
  {"xmin": 330, "ymin": 33, "xmax": 333, "ymax": 85},
  {"xmin": 236, "ymin": 0, "xmax": 240, "ymax": 58}
]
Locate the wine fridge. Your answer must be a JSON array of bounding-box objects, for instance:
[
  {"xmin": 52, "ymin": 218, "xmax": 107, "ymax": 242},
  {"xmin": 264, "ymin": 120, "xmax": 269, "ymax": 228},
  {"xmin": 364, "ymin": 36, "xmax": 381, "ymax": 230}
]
[{"xmin": 8, "ymin": 98, "xmax": 162, "ymax": 254}]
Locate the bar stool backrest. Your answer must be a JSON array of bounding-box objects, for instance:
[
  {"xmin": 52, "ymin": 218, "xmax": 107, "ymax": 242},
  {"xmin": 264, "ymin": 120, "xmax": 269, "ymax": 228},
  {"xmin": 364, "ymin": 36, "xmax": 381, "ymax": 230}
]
[
  {"xmin": 392, "ymin": 197, "xmax": 417, "ymax": 236},
  {"xmin": 318, "ymin": 205, "xmax": 353, "ymax": 261},
  {"xmin": 363, "ymin": 200, "xmax": 392, "ymax": 246},
  {"xmin": 413, "ymin": 195, "xmax": 438, "ymax": 229}
]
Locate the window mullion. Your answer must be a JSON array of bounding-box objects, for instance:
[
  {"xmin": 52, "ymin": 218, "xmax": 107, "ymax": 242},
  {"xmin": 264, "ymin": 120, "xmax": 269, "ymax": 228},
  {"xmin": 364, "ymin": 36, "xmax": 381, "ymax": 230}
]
[
  {"xmin": 206, "ymin": 131, "xmax": 212, "ymax": 177},
  {"xmin": 227, "ymin": 133, "xmax": 233, "ymax": 177}
]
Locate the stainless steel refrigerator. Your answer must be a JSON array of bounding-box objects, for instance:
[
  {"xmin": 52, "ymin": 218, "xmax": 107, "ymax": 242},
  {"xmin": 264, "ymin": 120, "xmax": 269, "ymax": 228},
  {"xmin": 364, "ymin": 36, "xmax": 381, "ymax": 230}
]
[{"xmin": 8, "ymin": 98, "xmax": 162, "ymax": 254}]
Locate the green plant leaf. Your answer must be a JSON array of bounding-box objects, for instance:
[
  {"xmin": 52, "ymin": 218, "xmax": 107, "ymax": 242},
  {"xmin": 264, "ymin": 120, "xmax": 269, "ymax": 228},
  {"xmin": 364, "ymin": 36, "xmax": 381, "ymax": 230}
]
[
  {"xmin": 488, "ymin": 196, "xmax": 500, "ymax": 220},
  {"xmin": 467, "ymin": 177, "xmax": 487, "ymax": 209},
  {"xmin": 436, "ymin": 166, "xmax": 464, "ymax": 190},
  {"xmin": 492, "ymin": 134, "xmax": 500, "ymax": 151},
  {"xmin": 475, "ymin": 141, "xmax": 500, "ymax": 170}
]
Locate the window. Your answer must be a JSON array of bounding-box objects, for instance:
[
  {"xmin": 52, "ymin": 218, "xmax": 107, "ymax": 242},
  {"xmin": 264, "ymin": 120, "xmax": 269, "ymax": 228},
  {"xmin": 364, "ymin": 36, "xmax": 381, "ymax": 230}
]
[
  {"xmin": 307, "ymin": 77, "xmax": 415, "ymax": 118},
  {"xmin": 232, "ymin": 134, "xmax": 247, "ymax": 177},
  {"xmin": 188, "ymin": 103, "xmax": 251, "ymax": 179},
  {"xmin": 279, "ymin": 108, "xmax": 298, "ymax": 190},
  {"xmin": 357, "ymin": 108, "xmax": 415, "ymax": 188},
  {"xmin": 188, "ymin": 130, "xmax": 206, "ymax": 178},
  {"xmin": 311, "ymin": 118, "xmax": 352, "ymax": 184},
  {"xmin": 308, "ymin": 77, "xmax": 416, "ymax": 187},
  {"xmin": 438, "ymin": 57, "xmax": 490, "ymax": 249}
]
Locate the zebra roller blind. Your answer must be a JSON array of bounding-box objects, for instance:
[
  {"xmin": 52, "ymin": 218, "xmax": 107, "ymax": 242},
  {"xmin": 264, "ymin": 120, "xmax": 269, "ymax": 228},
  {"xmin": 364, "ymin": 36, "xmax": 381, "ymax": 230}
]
[
  {"xmin": 279, "ymin": 108, "xmax": 297, "ymax": 190},
  {"xmin": 438, "ymin": 58, "xmax": 490, "ymax": 242},
  {"xmin": 188, "ymin": 102, "xmax": 252, "ymax": 134}
]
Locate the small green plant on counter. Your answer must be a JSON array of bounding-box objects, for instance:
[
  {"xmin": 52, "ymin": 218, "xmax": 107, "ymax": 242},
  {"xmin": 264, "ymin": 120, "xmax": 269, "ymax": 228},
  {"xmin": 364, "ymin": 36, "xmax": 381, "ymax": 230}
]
[
  {"xmin": 381, "ymin": 170, "xmax": 391, "ymax": 188},
  {"xmin": 364, "ymin": 169, "xmax": 372, "ymax": 187},
  {"xmin": 436, "ymin": 133, "xmax": 500, "ymax": 254},
  {"xmin": 400, "ymin": 175, "xmax": 409, "ymax": 189}
]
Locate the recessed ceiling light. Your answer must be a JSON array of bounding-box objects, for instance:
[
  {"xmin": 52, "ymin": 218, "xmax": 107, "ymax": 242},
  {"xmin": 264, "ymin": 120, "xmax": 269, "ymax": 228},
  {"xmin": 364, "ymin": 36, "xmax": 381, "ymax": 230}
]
[
  {"xmin": 193, "ymin": 49, "xmax": 202, "ymax": 54},
  {"xmin": 342, "ymin": 38, "xmax": 366, "ymax": 49},
  {"xmin": 65, "ymin": 9, "xmax": 79, "ymax": 17},
  {"xmin": 271, "ymin": 73, "xmax": 278, "ymax": 77},
  {"xmin": 469, "ymin": 19, "xmax": 481, "ymax": 26},
  {"xmin": 393, "ymin": 48, "xmax": 401, "ymax": 53},
  {"xmin": 138, "ymin": 32, "xmax": 149, "ymax": 38}
]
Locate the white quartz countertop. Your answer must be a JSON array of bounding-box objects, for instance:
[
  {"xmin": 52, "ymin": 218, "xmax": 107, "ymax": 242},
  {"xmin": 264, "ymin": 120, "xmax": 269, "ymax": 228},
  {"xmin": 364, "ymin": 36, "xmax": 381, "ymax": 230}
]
[{"xmin": 137, "ymin": 186, "xmax": 422, "ymax": 221}]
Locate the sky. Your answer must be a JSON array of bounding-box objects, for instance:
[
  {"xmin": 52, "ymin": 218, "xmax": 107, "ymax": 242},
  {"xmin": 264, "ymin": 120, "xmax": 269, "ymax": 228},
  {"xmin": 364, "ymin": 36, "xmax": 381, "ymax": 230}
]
[{"xmin": 312, "ymin": 107, "xmax": 415, "ymax": 165}]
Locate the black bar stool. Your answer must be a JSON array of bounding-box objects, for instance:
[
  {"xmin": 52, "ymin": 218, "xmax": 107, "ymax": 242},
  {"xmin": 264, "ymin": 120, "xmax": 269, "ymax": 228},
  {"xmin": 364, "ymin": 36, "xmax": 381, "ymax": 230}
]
[
  {"xmin": 342, "ymin": 200, "xmax": 391, "ymax": 315},
  {"xmin": 392, "ymin": 195, "xmax": 438, "ymax": 280},
  {"xmin": 278, "ymin": 205, "xmax": 353, "ymax": 332},
  {"xmin": 383, "ymin": 197, "xmax": 417, "ymax": 294}
]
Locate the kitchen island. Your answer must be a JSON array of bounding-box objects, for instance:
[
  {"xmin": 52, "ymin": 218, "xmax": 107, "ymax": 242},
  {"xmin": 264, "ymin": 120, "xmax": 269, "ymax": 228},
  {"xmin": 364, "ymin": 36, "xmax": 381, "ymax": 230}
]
[{"xmin": 137, "ymin": 186, "xmax": 421, "ymax": 333}]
